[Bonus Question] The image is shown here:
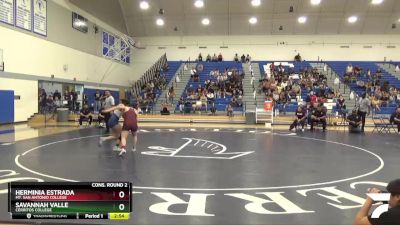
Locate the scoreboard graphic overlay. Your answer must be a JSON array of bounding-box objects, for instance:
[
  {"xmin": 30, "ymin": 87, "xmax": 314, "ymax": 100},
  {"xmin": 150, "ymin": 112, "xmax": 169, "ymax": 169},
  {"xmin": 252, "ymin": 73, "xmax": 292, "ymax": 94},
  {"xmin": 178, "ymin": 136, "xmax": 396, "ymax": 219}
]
[{"xmin": 8, "ymin": 182, "xmax": 132, "ymax": 220}]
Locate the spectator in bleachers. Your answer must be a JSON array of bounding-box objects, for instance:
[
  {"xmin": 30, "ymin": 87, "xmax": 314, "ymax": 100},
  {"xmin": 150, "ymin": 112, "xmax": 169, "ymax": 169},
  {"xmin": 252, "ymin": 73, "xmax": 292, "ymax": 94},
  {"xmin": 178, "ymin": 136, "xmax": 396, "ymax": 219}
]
[
  {"xmin": 178, "ymin": 97, "xmax": 185, "ymax": 114},
  {"xmin": 206, "ymin": 91, "xmax": 215, "ymax": 104},
  {"xmin": 162, "ymin": 62, "xmax": 169, "ymax": 72},
  {"xmin": 234, "ymin": 53, "xmax": 239, "ymax": 62},
  {"xmin": 381, "ymin": 92, "xmax": 390, "ymax": 107},
  {"xmin": 160, "ymin": 101, "xmax": 170, "ymax": 115},
  {"xmin": 206, "ymin": 54, "xmax": 211, "ymax": 62},
  {"xmin": 294, "ymin": 53, "xmax": 302, "ymax": 62},
  {"xmin": 218, "ymin": 53, "xmax": 223, "ymax": 62},
  {"xmin": 245, "ymin": 54, "xmax": 251, "ymax": 63},
  {"xmin": 395, "ymin": 64, "xmax": 399, "ymax": 72},
  {"xmin": 200, "ymin": 94, "xmax": 208, "ymax": 111},
  {"xmin": 240, "ymin": 54, "xmax": 246, "ymax": 63},
  {"xmin": 212, "ymin": 54, "xmax": 218, "ymax": 62},
  {"xmin": 346, "ymin": 64, "xmax": 353, "ymax": 74},
  {"xmin": 198, "ymin": 53, "xmax": 203, "ymax": 62}
]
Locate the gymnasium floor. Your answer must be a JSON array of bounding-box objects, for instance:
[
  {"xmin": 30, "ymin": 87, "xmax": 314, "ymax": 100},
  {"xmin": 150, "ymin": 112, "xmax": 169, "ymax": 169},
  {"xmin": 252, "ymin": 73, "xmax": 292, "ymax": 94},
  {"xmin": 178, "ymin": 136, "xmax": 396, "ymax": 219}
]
[{"xmin": 0, "ymin": 123, "xmax": 399, "ymax": 225}]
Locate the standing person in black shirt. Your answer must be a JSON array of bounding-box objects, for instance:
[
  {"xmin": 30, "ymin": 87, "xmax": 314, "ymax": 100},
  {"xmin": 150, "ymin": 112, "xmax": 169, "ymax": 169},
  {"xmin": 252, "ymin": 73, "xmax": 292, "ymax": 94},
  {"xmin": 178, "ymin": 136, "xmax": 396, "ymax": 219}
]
[
  {"xmin": 79, "ymin": 104, "xmax": 92, "ymax": 126},
  {"xmin": 289, "ymin": 106, "xmax": 307, "ymax": 132},
  {"xmin": 392, "ymin": 107, "xmax": 400, "ymax": 133},
  {"xmin": 354, "ymin": 179, "xmax": 400, "ymax": 225},
  {"xmin": 310, "ymin": 104, "xmax": 327, "ymax": 131},
  {"xmin": 53, "ymin": 90, "xmax": 61, "ymax": 100}
]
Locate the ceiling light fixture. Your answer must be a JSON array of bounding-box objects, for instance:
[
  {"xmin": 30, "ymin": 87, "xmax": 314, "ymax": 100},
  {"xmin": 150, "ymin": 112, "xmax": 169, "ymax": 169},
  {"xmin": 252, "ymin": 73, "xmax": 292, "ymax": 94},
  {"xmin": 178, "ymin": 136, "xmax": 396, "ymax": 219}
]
[
  {"xmin": 139, "ymin": 1, "xmax": 149, "ymax": 10},
  {"xmin": 202, "ymin": 18, "xmax": 210, "ymax": 25},
  {"xmin": 251, "ymin": 0, "xmax": 261, "ymax": 7},
  {"xmin": 194, "ymin": 0, "xmax": 204, "ymax": 8},
  {"xmin": 249, "ymin": 17, "xmax": 258, "ymax": 24},
  {"xmin": 371, "ymin": 0, "xmax": 384, "ymax": 5},
  {"xmin": 310, "ymin": 0, "xmax": 321, "ymax": 5},
  {"xmin": 298, "ymin": 16, "xmax": 307, "ymax": 24},
  {"xmin": 348, "ymin": 16, "xmax": 358, "ymax": 23},
  {"xmin": 156, "ymin": 18, "xmax": 164, "ymax": 26}
]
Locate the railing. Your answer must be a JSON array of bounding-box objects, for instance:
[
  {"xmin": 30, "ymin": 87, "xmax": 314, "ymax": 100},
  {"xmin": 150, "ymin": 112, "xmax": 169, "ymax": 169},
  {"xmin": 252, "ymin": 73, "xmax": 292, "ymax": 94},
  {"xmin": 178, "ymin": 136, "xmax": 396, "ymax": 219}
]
[{"xmin": 131, "ymin": 54, "xmax": 167, "ymax": 97}]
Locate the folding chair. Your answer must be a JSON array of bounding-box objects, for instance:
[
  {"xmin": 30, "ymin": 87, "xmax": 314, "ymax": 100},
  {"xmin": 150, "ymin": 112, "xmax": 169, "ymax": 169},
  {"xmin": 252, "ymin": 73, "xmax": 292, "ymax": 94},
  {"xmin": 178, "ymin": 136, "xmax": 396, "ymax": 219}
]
[
  {"xmin": 380, "ymin": 116, "xmax": 397, "ymax": 133},
  {"xmin": 372, "ymin": 116, "xmax": 387, "ymax": 133}
]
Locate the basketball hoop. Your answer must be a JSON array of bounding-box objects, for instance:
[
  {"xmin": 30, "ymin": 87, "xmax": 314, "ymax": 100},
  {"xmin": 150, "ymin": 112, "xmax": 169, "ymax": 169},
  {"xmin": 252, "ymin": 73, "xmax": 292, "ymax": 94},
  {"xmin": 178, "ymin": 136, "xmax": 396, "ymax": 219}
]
[{"xmin": 120, "ymin": 35, "xmax": 146, "ymax": 49}]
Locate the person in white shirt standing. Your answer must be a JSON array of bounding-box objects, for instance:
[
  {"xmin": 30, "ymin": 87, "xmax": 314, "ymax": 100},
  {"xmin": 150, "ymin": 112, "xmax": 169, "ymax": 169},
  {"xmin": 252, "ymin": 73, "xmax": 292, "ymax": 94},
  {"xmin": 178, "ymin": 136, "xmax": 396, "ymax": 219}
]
[{"xmin": 357, "ymin": 93, "xmax": 371, "ymax": 133}]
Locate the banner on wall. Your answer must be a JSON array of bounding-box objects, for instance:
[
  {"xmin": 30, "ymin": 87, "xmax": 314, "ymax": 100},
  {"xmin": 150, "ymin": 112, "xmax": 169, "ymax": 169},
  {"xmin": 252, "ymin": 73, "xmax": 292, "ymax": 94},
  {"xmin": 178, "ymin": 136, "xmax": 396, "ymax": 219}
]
[
  {"xmin": 33, "ymin": 0, "xmax": 46, "ymax": 36},
  {"xmin": 15, "ymin": 0, "xmax": 32, "ymax": 31},
  {"xmin": 0, "ymin": 0, "xmax": 14, "ymax": 25}
]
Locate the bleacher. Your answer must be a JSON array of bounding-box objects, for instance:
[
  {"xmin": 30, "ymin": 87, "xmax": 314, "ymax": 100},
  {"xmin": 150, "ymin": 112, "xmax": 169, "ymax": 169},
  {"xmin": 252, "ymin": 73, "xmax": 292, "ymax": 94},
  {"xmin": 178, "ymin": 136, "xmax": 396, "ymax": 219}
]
[
  {"xmin": 328, "ymin": 61, "xmax": 399, "ymax": 115},
  {"xmin": 139, "ymin": 61, "xmax": 182, "ymax": 111},
  {"xmin": 179, "ymin": 61, "xmax": 244, "ymax": 113},
  {"xmin": 256, "ymin": 61, "xmax": 313, "ymax": 113}
]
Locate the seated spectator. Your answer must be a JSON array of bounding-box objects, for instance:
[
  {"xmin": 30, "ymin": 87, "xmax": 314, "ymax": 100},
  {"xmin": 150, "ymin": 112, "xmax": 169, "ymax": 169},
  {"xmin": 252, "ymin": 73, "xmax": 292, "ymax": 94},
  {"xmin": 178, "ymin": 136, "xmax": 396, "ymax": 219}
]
[
  {"xmin": 347, "ymin": 109, "xmax": 362, "ymax": 133},
  {"xmin": 346, "ymin": 64, "xmax": 353, "ymax": 74},
  {"xmin": 184, "ymin": 99, "xmax": 192, "ymax": 114},
  {"xmin": 218, "ymin": 53, "xmax": 223, "ymax": 62},
  {"xmin": 200, "ymin": 94, "xmax": 208, "ymax": 111},
  {"xmin": 160, "ymin": 102, "xmax": 170, "ymax": 115},
  {"xmin": 289, "ymin": 106, "xmax": 307, "ymax": 132},
  {"xmin": 79, "ymin": 104, "xmax": 93, "ymax": 126},
  {"xmin": 381, "ymin": 92, "xmax": 390, "ymax": 107},
  {"xmin": 294, "ymin": 53, "xmax": 302, "ymax": 62},
  {"xmin": 97, "ymin": 107, "xmax": 106, "ymax": 128},
  {"xmin": 310, "ymin": 104, "xmax": 327, "ymax": 131},
  {"xmin": 206, "ymin": 91, "xmax": 215, "ymax": 104},
  {"xmin": 212, "ymin": 54, "xmax": 218, "ymax": 62},
  {"xmin": 178, "ymin": 97, "xmax": 185, "ymax": 114},
  {"xmin": 353, "ymin": 178, "xmax": 400, "ymax": 225},
  {"xmin": 206, "ymin": 54, "xmax": 211, "ymax": 62},
  {"xmin": 162, "ymin": 62, "xmax": 169, "ymax": 72},
  {"xmin": 198, "ymin": 53, "xmax": 203, "ymax": 62}
]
